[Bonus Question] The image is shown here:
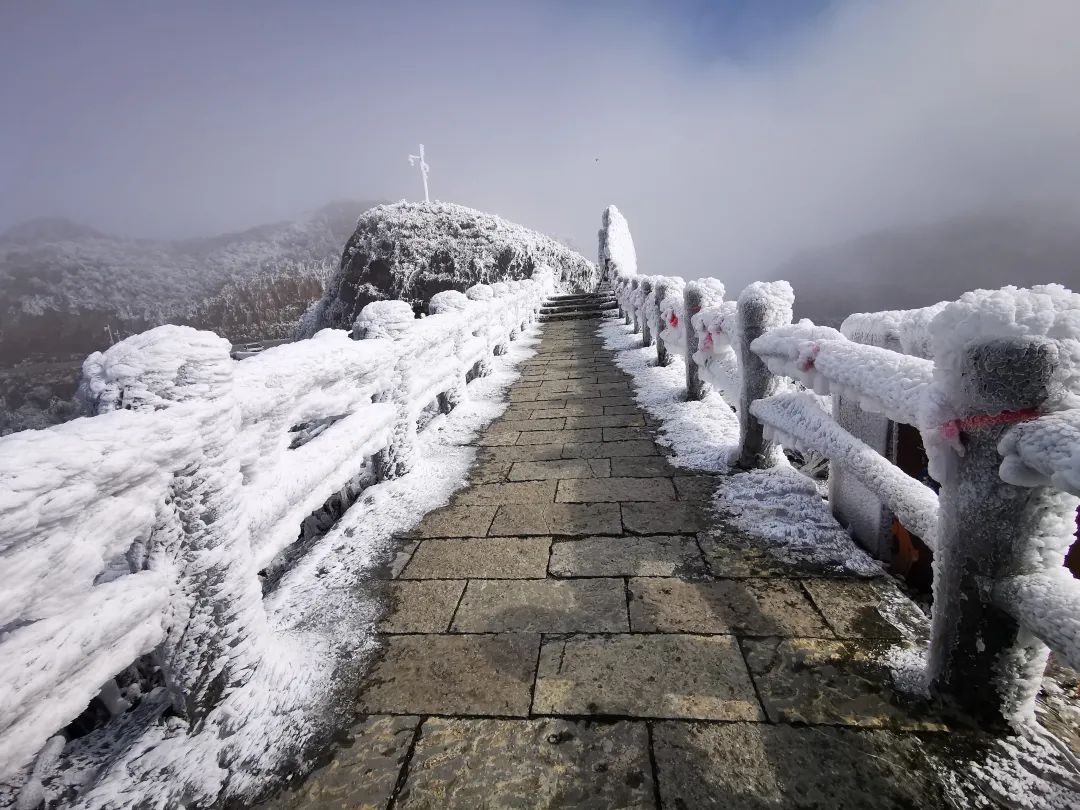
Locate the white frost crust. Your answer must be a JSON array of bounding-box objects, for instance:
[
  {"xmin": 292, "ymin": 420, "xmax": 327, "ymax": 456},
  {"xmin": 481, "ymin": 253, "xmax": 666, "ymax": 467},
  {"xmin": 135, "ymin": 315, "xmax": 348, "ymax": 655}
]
[
  {"xmin": 0, "ymin": 279, "xmax": 549, "ymax": 798},
  {"xmin": 994, "ymin": 571, "xmax": 1080, "ymax": 671},
  {"xmin": 751, "ymin": 392, "xmax": 939, "ymax": 545},
  {"xmin": 692, "ymin": 300, "xmax": 740, "ymax": 404},
  {"xmin": 752, "ymin": 322, "xmax": 934, "ymax": 427},
  {"xmin": 351, "ymin": 300, "xmax": 415, "ymax": 339},
  {"xmin": 0, "ymin": 572, "xmax": 170, "ymax": 773},
  {"xmin": 841, "ymin": 302, "xmax": 948, "ymax": 358},
  {"xmin": 999, "ymin": 410, "xmax": 1080, "ymax": 497},
  {"xmin": 599, "ymin": 205, "xmax": 637, "ymax": 279}
]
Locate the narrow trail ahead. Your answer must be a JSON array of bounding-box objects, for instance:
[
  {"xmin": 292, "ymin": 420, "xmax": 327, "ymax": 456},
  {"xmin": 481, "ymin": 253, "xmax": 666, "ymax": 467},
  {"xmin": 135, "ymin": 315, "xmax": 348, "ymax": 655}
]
[{"xmin": 265, "ymin": 292, "xmax": 973, "ymax": 809}]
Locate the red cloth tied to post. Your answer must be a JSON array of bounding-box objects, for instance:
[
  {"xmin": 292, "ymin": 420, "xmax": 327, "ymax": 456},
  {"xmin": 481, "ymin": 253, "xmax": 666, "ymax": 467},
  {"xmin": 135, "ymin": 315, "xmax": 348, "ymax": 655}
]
[
  {"xmin": 939, "ymin": 407, "xmax": 1040, "ymax": 443},
  {"xmin": 798, "ymin": 343, "xmax": 820, "ymax": 372},
  {"xmin": 669, "ymin": 312, "xmax": 679, "ymax": 328},
  {"xmin": 703, "ymin": 332, "xmax": 714, "ymax": 351}
]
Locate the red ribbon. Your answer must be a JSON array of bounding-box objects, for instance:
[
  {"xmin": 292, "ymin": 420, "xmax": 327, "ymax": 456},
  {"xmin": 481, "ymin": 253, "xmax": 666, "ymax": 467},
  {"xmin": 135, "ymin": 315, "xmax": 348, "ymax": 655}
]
[
  {"xmin": 703, "ymin": 332, "xmax": 714, "ymax": 350},
  {"xmin": 798, "ymin": 343, "xmax": 820, "ymax": 372},
  {"xmin": 669, "ymin": 313, "xmax": 679, "ymax": 328},
  {"xmin": 940, "ymin": 407, "xmax": 1040, "ymax": 441}
]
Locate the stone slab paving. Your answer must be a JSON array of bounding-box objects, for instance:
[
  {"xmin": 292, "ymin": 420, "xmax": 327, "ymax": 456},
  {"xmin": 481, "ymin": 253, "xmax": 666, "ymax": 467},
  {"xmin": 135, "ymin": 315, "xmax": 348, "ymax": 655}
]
[{"xmin": 262, "ymin": 314, "xmax": 963, "ymax": 809}]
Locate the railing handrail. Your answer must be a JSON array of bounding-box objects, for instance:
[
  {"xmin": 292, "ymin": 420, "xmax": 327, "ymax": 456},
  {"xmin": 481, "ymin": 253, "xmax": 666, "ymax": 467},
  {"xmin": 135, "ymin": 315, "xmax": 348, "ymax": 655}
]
[
  {"xmin": 0, "ymin": 271, "xmax": 555, "ymax": 778},
  {"xmin": 602, "ymin": 211, "xmax": 1080, "ymax": 726}
]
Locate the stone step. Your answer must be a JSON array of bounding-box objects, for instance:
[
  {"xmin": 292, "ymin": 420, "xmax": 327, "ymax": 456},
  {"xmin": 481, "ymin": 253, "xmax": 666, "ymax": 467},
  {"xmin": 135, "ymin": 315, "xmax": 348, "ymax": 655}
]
[
  {"xmin": 539, "ymin": 310, "xmax": 618, "ymax": 322},
  {"xmin": 540, "ymin": 301, "xmax": 615, "ymax": 314},
  {"xmin": 548, "ymin": 293, "xmax": 612, "ymax": 303}
]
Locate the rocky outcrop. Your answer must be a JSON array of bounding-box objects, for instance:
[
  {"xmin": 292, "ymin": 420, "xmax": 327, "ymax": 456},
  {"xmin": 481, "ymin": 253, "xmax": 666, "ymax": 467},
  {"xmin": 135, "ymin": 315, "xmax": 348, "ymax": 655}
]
[{"xmin": 299, "ymin": 202, "xmax": 597, "ymax": 336}]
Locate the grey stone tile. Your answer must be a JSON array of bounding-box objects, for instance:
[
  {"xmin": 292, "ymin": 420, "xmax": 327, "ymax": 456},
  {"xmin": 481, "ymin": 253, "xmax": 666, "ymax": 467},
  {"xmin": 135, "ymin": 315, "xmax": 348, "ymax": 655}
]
[
  {"xmin": 531, "ymin": 402, "xmax": 606, "ymax": 418},
  {"xmin": 411, "ymin": 506, "xmax": 496, "ymax": 538},
  {"xmin": 401, "ymin": 537, "xmax": 551, "ymax": 579},
  {"xmin": 562, "ymin": 440, "xmax": 659, "ymax": 459},
  {"xmin": 627, "ymin": 578, "xmax": 833, "ymax": 636},
  {"xmin": 563, "ymin": 414, "xmax": 645, "ymax": 429},
  {"xmin": 478, "ymin": 444, "xmax": 565, "ymax": 463},
  {"xmin": 507, "ymin": 458, "xmax": 610, "ymax": 481},
  {"xmin": 597, "ymin": 396, "xmax": 639, "ymax": 408},
  {"xmin": 602, "ymin": 427, "xmax": 653, "ymax": 442},
  {"xmin": 741, "ymin": 637, "xmax": 946, "ymax": 730},
  {"xmin": 549, "ymin": 535, "xmax": 707, "ymax": 578},
  {"xmin": 609, "ymin": 456, "xmax": 677, "ymax": 477},
  {"xmin": 672, "ymin": 475, "xmax": 720, "ymax": 501},
  {"xmin": 451, "ymin": 578, "xmax": 629, "ymax": 633},
  {"xmin": 622, "ymin": 502, "xmax": 704, "ymax": 534},
  {"xmin": 556, "ymin": 477, "xmax": 676, "ymax": 503},
  {"xmin": 261, "ymin": 715, "xmax": 419, "ymax": 810},
  {"xmin": 699, "ymin": 539, "xmax": 823, "ymax": 578},
  {"xmin": 517, "ymin": 427, "xmax": 603, "ymax": 445},
  {"xmin": 475, "ymin": 431, "xmax": 520, "ymax": 446},
  {"xmin": 359, "ymin": 634, "xmax": 539, "ymax": 717},
  {"xmin": 801, "ymin": 579, "xmax": 930, "ymax": 641},
  {"xmin": 489, "ymin": 503, "xmax": 622, "ymax": 536},
  {"xmin": 466, "ymin": 460, "xmax": 512, "ymax": 484},
  {"xmin": 452, "ymin": 480, "xmax": 557, "ymax": 505},
  {"xmin": 533, "ymin": 634, "xmax": 762, "ymax": 721},
  {"xmin": 397, "ymin": 718, "xmax": 655, "ymax": 809},
  {"xmin": 652, "ymin": 721, "xmax": 952, "ymax": 810},
  {"xmin": 604, "ymin": 405, "xmax": 641, "ymax": 415},
  {"xmin": 508, "ymin": 389, "xmax": 539, "ymax": 402},
  {"xmin": 495, "ymin": 417, "xmax": 566, "ymax": 432},
  {"xmin": 378, "ymin": 580, "xmax": 467, "ymax": 633}
]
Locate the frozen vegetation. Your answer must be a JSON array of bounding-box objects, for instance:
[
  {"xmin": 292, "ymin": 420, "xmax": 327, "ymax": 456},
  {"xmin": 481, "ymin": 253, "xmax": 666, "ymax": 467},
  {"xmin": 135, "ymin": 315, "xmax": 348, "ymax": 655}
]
[{"xmin": 300, "ymin": 201, "xmax": 597, "ymax": 336}]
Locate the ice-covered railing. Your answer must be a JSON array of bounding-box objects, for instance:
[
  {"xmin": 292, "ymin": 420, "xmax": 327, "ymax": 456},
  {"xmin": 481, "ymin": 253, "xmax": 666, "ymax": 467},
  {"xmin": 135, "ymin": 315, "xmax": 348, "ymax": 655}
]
[
  {"xmin": 0, "ymin": 273, "xmax": 552, "ymax": 777},
  {"xmin": 600, "ymin": 207, "xmax": 1080, "ymax": 727}
]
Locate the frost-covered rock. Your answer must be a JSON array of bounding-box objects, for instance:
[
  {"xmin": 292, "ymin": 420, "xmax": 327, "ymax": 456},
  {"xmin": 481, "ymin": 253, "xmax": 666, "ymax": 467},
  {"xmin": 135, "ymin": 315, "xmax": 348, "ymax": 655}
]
[
  {"xmin": 299, "ymin": 202, "xmax": 596, "ymax": 336},
  {"xmin": 598, "ymin": 205, "xmax": 637, "ymax": 279}
]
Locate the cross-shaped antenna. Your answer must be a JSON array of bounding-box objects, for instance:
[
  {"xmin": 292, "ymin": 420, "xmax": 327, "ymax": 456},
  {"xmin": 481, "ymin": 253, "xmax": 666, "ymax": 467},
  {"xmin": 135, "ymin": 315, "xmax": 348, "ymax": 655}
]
[{"xmin": 408, "ymin": 144, "xmax": 431, "ymax": 204}]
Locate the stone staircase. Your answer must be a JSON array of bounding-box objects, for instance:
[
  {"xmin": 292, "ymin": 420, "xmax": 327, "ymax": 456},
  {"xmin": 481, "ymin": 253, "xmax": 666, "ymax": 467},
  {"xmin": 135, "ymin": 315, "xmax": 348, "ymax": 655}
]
[{"xmin": 537, "ymin": 287, "xmax": 617, "ymax": 322}]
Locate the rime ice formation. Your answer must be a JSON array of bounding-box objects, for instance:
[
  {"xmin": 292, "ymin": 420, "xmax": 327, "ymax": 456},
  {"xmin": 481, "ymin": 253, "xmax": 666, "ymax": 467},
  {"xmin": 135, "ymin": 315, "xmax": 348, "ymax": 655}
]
[
  {"xmin": 0, "ymin": 274, "xmax": 552, "ymax": 809},
  {"xmin": 299, "ymin": 202, "xmax": 597, "ymax": 336}
]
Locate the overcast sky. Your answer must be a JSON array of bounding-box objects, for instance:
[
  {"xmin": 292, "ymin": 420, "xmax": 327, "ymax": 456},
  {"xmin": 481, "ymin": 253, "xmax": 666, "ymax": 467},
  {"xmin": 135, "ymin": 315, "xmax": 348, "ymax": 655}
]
[{"xmin": 2, "ymin": 0, "xmax": 1079, "ymax": 289}]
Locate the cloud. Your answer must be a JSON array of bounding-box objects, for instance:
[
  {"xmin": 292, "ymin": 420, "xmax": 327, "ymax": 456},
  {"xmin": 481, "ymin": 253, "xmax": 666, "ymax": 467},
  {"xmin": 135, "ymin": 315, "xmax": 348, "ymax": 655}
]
[{"xmin": 2, "ymin": 0, "xmax": 1079, "ymax": 295}]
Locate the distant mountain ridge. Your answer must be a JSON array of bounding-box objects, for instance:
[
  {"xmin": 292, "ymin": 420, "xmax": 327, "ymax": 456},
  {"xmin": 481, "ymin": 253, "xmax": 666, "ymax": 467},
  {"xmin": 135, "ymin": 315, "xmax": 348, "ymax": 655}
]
[
  {"xmin": 773, "ymin": 209, "xmax": 1080, "ymax": 326},
  {"xmin": 0, "ymin": 200, "xmax": 379, "ymax": 364}
]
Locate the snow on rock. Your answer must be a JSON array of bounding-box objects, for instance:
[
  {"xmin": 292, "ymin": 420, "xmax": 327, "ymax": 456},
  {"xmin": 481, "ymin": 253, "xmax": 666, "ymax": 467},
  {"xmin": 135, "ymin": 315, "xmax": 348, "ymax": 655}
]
[
  {"xmin": 299, "ymin": 202, "xmax": 596, "ymax": 336},
  {"xmin": 598, "ymin": 205, "xmax": 637, "ymax": 279}
]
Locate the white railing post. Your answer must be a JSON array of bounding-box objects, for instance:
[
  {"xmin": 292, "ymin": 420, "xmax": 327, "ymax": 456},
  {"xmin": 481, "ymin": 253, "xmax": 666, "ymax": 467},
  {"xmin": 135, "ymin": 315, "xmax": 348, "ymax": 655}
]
[
  {"xmin": 654, "ymin": 279, "xmax": 671, "ymax": 366},
  {"xmin": 928, "ymin": 337, "xmax": 1065, "ymax": 724},
  {"xmin": 736, "ymin": 283, "xmax": 793, "ymax": 469},
  {"xmin": 684, "ymin": 283, "xmax": 707, "ymax": 400},
  {"xmin": 630, "ymin": 278, "xmax": 642, "ymax": 332},
  {"xmin": 84, "ymin": 327, "xmax": 269, "ymax": 724},
  {"xmin": 639, "ymin": 279, "xmax": 654, "ymax": 348}
]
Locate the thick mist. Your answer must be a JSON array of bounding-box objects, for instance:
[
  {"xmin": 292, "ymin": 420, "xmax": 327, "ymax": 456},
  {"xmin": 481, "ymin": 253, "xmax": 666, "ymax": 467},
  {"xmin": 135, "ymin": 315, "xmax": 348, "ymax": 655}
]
[{"xmin": 2, "ymin": 0, "xmax": 1079, "ymax": 297}]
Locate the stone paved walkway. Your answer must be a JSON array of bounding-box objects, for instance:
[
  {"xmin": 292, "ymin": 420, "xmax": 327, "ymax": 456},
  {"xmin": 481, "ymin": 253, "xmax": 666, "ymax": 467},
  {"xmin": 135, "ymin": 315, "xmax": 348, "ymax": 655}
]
[{"xmin": 263, "ymin": 314, "xmax": 975, "ymax": 809}]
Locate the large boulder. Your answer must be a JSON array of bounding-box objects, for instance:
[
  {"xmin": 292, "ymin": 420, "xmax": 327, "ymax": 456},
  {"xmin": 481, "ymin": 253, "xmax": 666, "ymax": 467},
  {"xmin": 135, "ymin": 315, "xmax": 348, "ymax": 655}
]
[{"xmin": 298, "ymin": 202, "xmax": 597, "ymax": 336}]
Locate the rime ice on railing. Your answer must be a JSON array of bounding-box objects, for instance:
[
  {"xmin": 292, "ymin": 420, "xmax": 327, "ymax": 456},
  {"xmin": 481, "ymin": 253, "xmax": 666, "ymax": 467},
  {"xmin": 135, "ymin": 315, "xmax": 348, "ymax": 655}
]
[
  {"xmin": 599, "ymin": 204, "xmax": 1080, "ymax": 727},
  {"xmin": 0, "ymin": 274, "xmax": 553, "ymax": 781}
]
